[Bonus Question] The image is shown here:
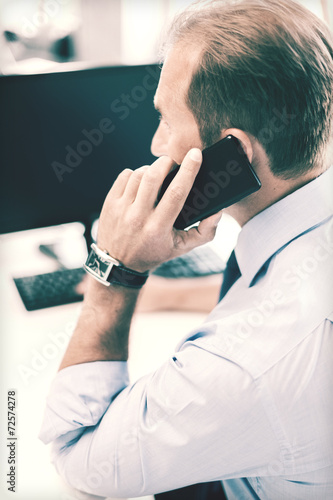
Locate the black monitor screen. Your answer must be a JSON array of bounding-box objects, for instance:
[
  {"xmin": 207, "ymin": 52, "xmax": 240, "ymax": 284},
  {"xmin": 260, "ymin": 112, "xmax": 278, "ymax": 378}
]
[{"xmin": 0, "ymin": 64, "xmax": 160, "ymax": 234}]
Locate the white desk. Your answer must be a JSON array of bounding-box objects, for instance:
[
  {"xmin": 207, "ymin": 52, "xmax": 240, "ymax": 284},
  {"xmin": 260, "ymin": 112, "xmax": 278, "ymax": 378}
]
[{"xmin": 0, "ymin": 224, "xmax": 208, "ymax": 500}]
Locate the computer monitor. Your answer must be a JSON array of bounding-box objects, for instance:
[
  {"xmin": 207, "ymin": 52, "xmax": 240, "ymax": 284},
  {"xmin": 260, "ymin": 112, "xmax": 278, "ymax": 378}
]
[{"xmin": 0, "ymin": 64, "xmax": 160, "ymax": 240}]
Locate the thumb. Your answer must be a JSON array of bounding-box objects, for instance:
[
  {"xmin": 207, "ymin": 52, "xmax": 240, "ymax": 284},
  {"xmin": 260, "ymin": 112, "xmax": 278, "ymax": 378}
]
[{"xmin": 181, "ymin": 211, "xmax": 223, "ymax": 251}]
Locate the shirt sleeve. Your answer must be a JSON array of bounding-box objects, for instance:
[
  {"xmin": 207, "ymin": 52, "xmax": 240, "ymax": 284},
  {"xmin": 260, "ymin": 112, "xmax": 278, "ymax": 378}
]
[
  {"xmin": 39, "ymin": 361, "xmax": 129, "ymax": 445},
  {"xmin": 39, "ymin": 341, "xmax": 280, "ymax": 498}
]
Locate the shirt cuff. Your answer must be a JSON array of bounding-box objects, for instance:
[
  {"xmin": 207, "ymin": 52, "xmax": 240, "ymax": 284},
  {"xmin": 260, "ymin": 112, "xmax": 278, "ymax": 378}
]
[{"xmin": 39, "ymin": 361, "xmax": 129, "ymax": 445}]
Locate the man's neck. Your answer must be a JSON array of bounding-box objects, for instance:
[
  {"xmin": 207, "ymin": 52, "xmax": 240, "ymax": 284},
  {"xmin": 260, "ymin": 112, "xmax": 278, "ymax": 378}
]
[{"xmin": 227, "ymin": 167, "xmax": 324, "ymax": 227}]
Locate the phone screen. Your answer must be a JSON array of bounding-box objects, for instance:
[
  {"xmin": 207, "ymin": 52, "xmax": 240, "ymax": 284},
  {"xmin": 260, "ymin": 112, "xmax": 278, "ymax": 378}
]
[{"xmin": 157, "ymin": 135, "xmax": 261, "ymax": 230}]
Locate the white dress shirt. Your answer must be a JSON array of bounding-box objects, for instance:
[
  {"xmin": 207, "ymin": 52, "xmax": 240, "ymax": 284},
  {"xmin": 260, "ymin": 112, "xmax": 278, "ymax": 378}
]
[{"xmin": 39, "ymin": 167, "xmax": 333, "ymax": 499}]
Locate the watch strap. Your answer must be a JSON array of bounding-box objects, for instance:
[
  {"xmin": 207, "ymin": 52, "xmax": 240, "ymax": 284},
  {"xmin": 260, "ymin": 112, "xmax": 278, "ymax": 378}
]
[{"xmin": 108, "ymin": 264, "xmax": 149, "ymax": 288}]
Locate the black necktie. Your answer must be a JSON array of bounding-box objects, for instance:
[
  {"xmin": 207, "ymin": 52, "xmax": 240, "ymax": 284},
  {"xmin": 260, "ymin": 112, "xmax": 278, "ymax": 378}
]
[{"xmin": 219, "ymin": 250, "xmax": 241, "ymax": 301}]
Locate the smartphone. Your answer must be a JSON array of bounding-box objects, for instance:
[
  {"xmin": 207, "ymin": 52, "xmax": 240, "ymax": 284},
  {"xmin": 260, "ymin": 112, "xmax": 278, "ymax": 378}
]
[{"xmin": 157, "ymin": 135, "xmax": 261, "ymax": 230}]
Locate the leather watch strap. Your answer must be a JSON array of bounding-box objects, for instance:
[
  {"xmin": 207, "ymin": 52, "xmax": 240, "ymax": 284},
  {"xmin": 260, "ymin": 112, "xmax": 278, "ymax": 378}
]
[{"xmin": 108, "ymin": 264, "xmax": 149, "ymax": 288}]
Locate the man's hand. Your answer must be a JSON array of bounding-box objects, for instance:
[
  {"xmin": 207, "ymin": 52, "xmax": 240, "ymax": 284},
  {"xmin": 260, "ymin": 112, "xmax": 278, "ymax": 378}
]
[
  {"xmin": 97, "ymin": 149, "xmax": 222, "ymax": 273},
  {"xmin": 59, "ymin": 149, "xmax": 222, "ymax": 371}
]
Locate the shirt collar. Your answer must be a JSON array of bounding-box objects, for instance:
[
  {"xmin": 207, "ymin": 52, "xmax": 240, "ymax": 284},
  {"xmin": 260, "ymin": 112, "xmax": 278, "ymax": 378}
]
[{"xmin": 235, "ymin": 166, "xmax": 333, "ymax": 287}]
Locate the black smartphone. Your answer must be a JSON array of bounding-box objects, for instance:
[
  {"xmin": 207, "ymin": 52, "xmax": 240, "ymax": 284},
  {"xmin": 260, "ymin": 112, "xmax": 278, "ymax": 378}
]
[{"xmin": 157, "ymin": 135, "xmax": 261, "ymax": 230}]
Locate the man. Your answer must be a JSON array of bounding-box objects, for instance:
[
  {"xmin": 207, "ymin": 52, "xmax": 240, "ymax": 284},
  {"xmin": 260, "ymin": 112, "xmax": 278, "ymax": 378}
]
[{"xmin": 39, "ymin": 0, "xmax": 333, "ymax": 498}]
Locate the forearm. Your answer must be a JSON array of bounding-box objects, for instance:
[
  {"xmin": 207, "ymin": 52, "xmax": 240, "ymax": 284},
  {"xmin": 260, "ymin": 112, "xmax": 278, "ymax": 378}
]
[{"xmin": 59, "ymin": 276, "xmax": 140, "ymax": 370}]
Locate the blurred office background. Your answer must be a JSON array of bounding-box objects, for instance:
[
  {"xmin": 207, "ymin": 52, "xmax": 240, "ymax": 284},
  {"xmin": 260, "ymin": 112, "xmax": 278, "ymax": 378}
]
[{"xmin": 0, "ymin": 0, "xmax": 332, "ymax": 74}]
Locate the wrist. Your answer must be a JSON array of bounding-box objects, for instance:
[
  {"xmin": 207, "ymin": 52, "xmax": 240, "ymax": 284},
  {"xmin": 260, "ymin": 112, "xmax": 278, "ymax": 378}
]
[
  {"xmin": 84, "ymin": 243, "xmax": 149, "ymax": 289},
  {"xmin": 84, "ymin": 274, "xmax": 141, "ymax": 307}
]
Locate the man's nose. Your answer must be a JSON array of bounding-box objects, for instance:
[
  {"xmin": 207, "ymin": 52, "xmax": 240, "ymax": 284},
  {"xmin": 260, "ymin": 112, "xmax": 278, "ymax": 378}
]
[{"xmin": 151, "ymin": 122, "xmax": 168, "ymax": 157}]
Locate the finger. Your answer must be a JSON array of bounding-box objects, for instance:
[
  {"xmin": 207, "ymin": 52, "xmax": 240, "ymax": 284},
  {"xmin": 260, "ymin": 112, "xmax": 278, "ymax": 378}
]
[
  {"xmin": 174, "ymin": 210, "xmax": 223, "ymax": 254},
  {"xmin": 110, "ymin": 168, "xmax": 133, "ymax": 198},
  {"xmin": 135, "ymin": 156, "xmax": 175, "ymax": 210},
  {"xmin": 122, "ymin": 165, "xmax": 149, "ymax": 203},
  {"xmin": 155, "ymin": 148, "xmax": 202, "ymax": 226}
]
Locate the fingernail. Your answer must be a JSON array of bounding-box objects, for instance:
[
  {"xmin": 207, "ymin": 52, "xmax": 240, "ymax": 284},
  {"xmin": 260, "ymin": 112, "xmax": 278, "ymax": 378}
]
[{"xmin": 189, "ymin": 148, "xmax": 202, "ymax": 162}]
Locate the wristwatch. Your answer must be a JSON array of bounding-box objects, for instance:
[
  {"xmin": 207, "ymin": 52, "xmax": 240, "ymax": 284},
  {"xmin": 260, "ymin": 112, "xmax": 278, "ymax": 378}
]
[{"xmin": 84, "ymin": 243, "xmax": 149, "ymax": 288}]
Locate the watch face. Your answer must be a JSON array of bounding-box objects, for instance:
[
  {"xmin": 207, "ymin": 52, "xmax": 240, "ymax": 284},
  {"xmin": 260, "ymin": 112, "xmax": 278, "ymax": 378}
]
[{"xmin": 85, "ymin": 252, "xmax": 111, "ymax": 278}]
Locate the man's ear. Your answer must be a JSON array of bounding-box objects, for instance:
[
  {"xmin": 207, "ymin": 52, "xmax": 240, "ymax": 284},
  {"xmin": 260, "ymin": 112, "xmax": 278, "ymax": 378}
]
[{"xmin": 220, "ymin": 128, "xmax": 254, "ymax": 163}]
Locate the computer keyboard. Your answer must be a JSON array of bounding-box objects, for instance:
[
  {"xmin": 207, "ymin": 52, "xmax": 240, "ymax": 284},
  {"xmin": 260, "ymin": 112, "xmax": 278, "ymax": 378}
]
[
  {"xmin": 153, "ymin": 245, "xmax": 226, "ymax": 278},
  {"xmin": 13, "ymin": 267, "xmax": 86, "ymax": 311},
  {"xmin": 13, "ymin": 246, "xmax": 226, "ymax": 311}
]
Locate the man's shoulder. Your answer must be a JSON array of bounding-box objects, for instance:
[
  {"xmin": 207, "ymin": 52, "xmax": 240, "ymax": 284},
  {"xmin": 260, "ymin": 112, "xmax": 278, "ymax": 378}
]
[
  {"xmin": 192, "ymin": 219, "xmax": 333, "ymax": 378},
  {"xmin": 269, "ymin": 215, "xmax": 333, "ymax": 297}
]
